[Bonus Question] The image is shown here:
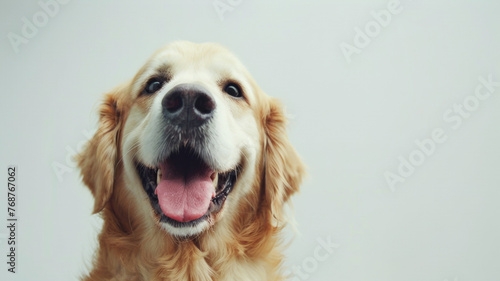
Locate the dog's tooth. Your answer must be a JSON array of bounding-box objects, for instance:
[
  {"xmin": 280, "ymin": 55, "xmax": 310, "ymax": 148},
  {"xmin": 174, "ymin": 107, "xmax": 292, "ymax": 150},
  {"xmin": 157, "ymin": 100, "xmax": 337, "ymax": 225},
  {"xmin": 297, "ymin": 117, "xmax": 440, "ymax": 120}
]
[
  {"xmin": 212, "ymin": 173, "xmax": 218, "ymax": 189},
  {"xmin": 157, "ymin": 169, "xmax": 162, "ymax": 184}
]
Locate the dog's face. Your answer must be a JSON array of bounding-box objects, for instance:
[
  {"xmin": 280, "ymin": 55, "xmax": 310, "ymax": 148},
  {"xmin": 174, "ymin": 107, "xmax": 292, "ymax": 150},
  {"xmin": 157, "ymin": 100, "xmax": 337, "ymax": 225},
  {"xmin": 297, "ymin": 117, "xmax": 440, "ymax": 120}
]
[
  {"xmin": 124, "ymin": 42, "xmax": 263, "ymax": 237},
  {"xmin": 78, "ymin": 41, "xmax": 304, "ymax": 238}
]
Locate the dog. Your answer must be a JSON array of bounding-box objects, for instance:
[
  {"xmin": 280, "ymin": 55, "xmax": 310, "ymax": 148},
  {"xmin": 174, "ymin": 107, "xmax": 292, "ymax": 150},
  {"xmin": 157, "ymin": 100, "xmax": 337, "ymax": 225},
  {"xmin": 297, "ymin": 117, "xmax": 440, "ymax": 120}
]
[{"xmin": 77, "ymin": 41, "xmax": 305, "ymax": 281}]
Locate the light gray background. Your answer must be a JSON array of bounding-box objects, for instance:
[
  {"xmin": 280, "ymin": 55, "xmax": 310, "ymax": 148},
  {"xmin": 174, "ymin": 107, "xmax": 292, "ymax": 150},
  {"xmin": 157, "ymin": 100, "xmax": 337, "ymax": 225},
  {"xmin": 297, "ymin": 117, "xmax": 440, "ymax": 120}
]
[{"xmin": 1, "ymin": 1, "xmax": 499, "ymax": 280}]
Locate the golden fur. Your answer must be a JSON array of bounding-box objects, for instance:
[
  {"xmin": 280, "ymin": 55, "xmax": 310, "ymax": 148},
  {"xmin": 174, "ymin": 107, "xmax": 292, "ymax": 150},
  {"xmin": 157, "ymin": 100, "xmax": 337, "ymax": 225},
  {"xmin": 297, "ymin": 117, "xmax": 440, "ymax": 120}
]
[{"xmin": 77, "ymin": 41, "xmax": 305, "ymax": 281}]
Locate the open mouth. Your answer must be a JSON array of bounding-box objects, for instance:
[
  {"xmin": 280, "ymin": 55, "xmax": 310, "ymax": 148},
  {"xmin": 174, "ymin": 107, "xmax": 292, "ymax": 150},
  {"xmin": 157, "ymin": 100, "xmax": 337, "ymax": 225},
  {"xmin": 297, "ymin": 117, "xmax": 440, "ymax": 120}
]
[{"xmin": 136, "ymin": 147, "xmax": 238, "ymax": 229}]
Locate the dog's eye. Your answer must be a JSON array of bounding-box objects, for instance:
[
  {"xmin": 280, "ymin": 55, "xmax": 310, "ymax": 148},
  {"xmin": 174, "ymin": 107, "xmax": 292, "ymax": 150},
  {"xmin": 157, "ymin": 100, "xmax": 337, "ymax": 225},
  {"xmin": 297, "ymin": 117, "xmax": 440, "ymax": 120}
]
[
  {"xmin": 224, "ymin": 83, "xmax": 242, "ymax": 98},
  {"xmin": 145, "ymin": 78, "xmax": 164, "ymax": 94}
]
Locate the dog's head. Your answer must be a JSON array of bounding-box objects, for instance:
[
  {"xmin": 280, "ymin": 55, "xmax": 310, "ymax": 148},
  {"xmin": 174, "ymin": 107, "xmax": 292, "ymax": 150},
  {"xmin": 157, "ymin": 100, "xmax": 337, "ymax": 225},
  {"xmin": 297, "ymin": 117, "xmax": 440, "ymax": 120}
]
[{"xmin": 78, "ymin": 41, "xmax": 305, "ymax": 238}]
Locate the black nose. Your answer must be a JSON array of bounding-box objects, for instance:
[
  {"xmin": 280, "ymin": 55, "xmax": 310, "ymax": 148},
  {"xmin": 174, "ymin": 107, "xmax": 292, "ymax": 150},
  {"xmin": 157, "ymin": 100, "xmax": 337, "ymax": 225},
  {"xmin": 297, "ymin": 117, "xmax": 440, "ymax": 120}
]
[{"xmin": 162, "ymin": 84, "xmax": 216, "ymax": 129}]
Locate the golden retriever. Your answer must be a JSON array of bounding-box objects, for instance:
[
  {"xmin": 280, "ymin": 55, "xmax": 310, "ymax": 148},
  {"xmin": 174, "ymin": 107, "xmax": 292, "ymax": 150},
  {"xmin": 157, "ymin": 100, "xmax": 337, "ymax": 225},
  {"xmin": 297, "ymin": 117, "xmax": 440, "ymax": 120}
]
[{"xmin": 77, "ymin": 41, "xmax": 305, "ymax": 281}]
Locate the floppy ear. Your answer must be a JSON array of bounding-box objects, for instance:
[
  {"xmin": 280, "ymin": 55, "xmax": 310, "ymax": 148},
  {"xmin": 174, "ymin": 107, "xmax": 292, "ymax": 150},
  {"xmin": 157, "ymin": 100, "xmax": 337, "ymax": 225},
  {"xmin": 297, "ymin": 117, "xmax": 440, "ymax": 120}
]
[
  {"xmin": 77, "ymin": 87, "xmax": 125, "ymax": 214},
  {"xmin": 263, "ymin": 97, "xmax": 306, "ymax": 224}
]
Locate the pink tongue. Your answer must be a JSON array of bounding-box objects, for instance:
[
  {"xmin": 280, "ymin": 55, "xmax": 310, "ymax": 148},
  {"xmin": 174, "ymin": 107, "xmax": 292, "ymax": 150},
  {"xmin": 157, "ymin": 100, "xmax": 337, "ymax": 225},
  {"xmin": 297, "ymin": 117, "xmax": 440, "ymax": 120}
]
[{"xmin": 155, "ymin": 162, "xmax": 215, "ymax": 222}]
